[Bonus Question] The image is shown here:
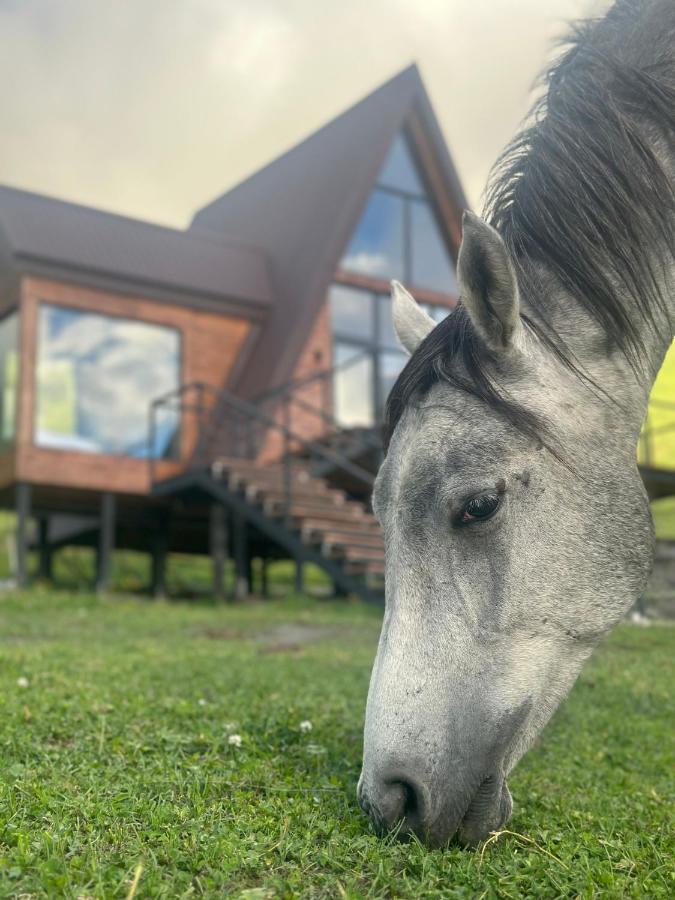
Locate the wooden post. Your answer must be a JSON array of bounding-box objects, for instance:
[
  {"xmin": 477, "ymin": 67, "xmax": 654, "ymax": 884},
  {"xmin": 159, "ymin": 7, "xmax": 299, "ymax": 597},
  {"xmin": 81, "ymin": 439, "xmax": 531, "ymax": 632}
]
[
  {"xmin": 15, "ymin": 482, "xmax": 31, "ymax": 588},
  {"xmin": 210, "ymin": 502, "xmax": 228, "ymax": 601},
  {"xmin": 294, "ymin": 557, "xmax": 304, "ymax": 595},
  {"xmin": 260, "ymin": 558, "xmax": 269, "ymax": 599},
  {"xmin": 232, "ymin": 510, "xmax": 248, "ymax": 600},
  {"xmin": 151, "ymin": 520, "xmax": 169, "ymax": 599},
  {"xmin": 96, "ymin": 492, "xmax": 116, "ymax": 595},
  {"xmin": 37, "ymin": 516, "xmax": 52, "ymax": 581}
]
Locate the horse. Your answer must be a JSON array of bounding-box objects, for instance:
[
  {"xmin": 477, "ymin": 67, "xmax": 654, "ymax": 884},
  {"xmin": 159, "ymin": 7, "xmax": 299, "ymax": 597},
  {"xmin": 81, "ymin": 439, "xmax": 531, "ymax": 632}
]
[{"xmin": 358, "ymin": 0, "xmax": 675, "ymax": 848}]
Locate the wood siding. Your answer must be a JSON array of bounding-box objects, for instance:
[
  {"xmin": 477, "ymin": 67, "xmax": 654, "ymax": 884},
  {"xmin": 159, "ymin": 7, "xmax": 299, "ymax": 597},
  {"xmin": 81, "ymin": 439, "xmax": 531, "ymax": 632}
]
[{"xmin": 9, "ymin": 276, "xmax": 252, "ymax": 495}]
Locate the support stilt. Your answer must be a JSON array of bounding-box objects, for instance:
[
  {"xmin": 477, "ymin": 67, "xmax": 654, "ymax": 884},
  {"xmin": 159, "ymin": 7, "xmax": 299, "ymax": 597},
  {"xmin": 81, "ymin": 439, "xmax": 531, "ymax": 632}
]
[
  {"xmin": 232, "ymin": 510, "xmax": 248, "ymax": 600},
  {"xmin": 210, "ymin": 502, "xmax": 228, "ymax": 602},
  {"xmin": 15, "ymin": 482, "xmax": 31, "ymax": 589},
  {"xmin": 96, "ymin": 492, "xmax": 116, "ymax": 595},
  {"xmin": 37, "ymin": 516, "xmax": 52, "ymax": 581}
]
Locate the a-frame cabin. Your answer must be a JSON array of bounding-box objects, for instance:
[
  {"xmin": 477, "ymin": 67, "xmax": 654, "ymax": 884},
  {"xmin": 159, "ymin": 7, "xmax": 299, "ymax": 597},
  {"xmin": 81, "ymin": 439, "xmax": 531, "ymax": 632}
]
[{"xmin": 0, "ymin": 65, "xmax": 466, "ymax": 599}]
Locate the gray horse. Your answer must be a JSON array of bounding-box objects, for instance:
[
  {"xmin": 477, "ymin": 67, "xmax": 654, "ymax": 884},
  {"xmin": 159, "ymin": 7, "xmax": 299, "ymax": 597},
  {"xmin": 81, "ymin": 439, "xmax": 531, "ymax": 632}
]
[{"xmin": 358, "ymin": 0, "xmax": 675, "ymax": 847}]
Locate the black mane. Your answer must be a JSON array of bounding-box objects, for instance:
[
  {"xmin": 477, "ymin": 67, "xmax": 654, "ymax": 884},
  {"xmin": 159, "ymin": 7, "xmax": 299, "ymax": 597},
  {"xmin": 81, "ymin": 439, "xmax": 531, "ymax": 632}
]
[{"xmin": 385, "ymin": 0, "xmax": 675, "ymax": 451}]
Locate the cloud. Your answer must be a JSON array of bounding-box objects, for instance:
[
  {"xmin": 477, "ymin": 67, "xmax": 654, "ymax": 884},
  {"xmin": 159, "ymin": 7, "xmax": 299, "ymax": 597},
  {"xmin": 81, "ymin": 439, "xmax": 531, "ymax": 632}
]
[{"xmin": 0, "ymin": 0, "xmax": 608, "ymax": 227}]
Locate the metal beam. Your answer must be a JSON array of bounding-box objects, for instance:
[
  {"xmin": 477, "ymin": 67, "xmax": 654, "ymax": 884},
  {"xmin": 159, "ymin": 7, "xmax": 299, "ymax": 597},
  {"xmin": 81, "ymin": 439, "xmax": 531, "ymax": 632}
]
[
  {"xmin": 210, "ymin": 502, "xmax": 228, "ymax": 601},
  {"xmin": 96, "ymin": 492, "xmax": 116, "ymax": 595},
  {"xmin": 151, "ymin": 519, "xmax": 169, "ymax": 599},
  {"xmin": 232, "ymin": 509, "xmax": 249, "ymax": 600},
  {"xmin": 16, "ymin": 482, "xmax": 31, "ymax": 589},
  {"xmin": 37, "ymin": 517, "xmax": 52, "ymax": 581}
]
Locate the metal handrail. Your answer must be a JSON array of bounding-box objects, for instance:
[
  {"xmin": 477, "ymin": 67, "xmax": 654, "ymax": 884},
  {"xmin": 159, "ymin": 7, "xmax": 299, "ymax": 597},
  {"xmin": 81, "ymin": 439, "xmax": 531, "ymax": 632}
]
[
  {"xmin": 148, "ymin": 382, "xmax": 375, "ymax": 521},
  {"xmin": 253, "ymin": 350, "xmax": 384, "ymax": 466},
  {"xmin": 253, "ymin": 348, "xmax": 372, "ymax": 405}
]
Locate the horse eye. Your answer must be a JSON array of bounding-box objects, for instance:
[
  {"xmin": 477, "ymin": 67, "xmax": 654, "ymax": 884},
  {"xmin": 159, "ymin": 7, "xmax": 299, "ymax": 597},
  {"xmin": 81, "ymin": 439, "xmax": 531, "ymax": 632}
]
[{"xmin": 459, "ymin": 493, "xmax": 500, "ymax": 525}]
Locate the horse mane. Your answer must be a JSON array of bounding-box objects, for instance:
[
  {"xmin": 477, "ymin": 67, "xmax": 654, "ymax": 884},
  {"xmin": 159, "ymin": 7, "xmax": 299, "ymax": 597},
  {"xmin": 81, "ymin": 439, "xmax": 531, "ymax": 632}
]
[{"xmin": 384, "ymin": 0, "xmax": 675, "ymax": 452}]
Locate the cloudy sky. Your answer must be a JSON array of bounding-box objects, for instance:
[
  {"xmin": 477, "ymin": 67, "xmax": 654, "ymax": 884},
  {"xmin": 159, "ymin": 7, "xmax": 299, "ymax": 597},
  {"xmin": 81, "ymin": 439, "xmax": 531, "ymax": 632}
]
[{"xmin": 0, "ymin": 0, "xmax": 608, "ymax": 229}]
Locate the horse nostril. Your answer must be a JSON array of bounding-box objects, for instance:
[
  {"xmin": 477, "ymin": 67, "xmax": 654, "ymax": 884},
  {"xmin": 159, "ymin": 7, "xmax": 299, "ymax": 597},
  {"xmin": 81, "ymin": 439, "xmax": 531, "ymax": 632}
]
[{"xmin": 376, "ymin": 778, "xmax": 427, "ymax": 833}]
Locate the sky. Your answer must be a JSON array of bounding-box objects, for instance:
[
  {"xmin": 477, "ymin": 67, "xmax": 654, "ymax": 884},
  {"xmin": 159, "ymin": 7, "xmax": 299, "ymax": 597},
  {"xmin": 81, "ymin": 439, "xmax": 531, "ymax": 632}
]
[{"xmin": 0, "ymin": 0, "xmax": 609, "ymax": 230}]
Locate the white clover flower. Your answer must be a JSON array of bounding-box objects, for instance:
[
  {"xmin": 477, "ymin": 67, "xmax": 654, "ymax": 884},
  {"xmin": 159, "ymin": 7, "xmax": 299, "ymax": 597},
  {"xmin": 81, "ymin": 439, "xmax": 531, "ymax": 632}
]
[
  {"xmin": 228, "ymin": 734, "xmax": 242, "ymax": 747},
  {"xmin": 299, "ymin": 720, "xmax": 313, "ymax": 733},
  {"xmin": 197, "ymin": 698, "xmax": 207, "ymax": 706},
  {"xmin": 16, "ymin": 677, "xmax": 29, "ymax": 688}
]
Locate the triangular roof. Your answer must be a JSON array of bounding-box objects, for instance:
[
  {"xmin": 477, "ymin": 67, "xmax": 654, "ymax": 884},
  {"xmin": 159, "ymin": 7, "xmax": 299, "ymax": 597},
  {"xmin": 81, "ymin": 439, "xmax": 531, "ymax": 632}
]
[{"xmin": 191, "ymin": 64, "xmax": 467, "ymax": 397}]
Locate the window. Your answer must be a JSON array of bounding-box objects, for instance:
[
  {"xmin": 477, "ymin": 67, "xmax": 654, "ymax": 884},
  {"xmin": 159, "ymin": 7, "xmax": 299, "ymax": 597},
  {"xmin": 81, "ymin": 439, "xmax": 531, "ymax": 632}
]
[
  {"xmin": 0, "ymin": 312, "xmax": 18, "ymax": 443},
  {"xmin": 378, "ymin": 134, "xmax": 425, "ymax": 195},
  {"xmin": 339, "ymin": 131, "xmax": 457, "ymax": 294},
  {"xmin": 340, "ymin": 191, "xmax": 405, "ymax": 280},
  {"xmin": 329, "ymin": 284, "xmax": 449, "ymax": 426},
  {"xmin": 411, "ymin": 200, "xmax": 458, "ymax": 295},
  {"xmin": 333, "ymin": 343, "xmax": 374, "ymax": 428},
  {"xmin": 35, "ymin": 305, "xmax": 181, "ymax": 459},
  {"xmin": 329, "ymin": 284, "xmax": 375, "ymax": 340}
]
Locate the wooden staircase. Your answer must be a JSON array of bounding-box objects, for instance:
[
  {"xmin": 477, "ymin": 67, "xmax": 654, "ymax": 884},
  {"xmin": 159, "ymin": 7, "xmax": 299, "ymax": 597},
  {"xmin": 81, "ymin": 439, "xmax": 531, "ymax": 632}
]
[
  {"xmin": 150, "ymin": 382, "xmax": 385, "ymax": 603},
  {"xmin": 211, "ymin": 457, "xmax": 384, "ymax": 582}
]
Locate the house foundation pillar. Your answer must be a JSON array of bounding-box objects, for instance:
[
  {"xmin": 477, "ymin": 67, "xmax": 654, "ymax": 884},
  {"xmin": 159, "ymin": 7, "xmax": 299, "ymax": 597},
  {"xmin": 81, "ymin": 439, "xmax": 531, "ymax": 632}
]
[
  {"xmin": 15, "ymin": 482, "xmax": 31, "ymax": 589},
  {"xmin": 96, "ymin": 492, "xmax": 116, "ymax": 595}
]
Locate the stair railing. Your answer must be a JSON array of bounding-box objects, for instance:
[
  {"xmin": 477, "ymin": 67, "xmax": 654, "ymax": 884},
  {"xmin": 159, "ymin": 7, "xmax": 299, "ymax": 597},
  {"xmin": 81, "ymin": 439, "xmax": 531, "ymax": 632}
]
[
  {"xmin": 252, "ymin": 351, "xmax": 383, "ymax": 464},
  {"xmin": 148, "ymin": 382, "xmax": 375, "ymax": 525}
]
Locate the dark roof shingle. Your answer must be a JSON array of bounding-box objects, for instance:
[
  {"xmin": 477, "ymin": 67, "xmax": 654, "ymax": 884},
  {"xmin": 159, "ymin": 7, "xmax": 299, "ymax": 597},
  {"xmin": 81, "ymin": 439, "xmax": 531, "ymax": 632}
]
[{"xmin": 0, "ymin": 185, "xmax": 273, "ymax": 308}]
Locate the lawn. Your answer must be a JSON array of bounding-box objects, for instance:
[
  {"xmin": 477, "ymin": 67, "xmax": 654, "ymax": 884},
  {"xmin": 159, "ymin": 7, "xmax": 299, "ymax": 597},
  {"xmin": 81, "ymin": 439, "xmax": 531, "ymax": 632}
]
[{"xmin": 0, "ymin": 591, "xmax": 672, "ymax": 899}]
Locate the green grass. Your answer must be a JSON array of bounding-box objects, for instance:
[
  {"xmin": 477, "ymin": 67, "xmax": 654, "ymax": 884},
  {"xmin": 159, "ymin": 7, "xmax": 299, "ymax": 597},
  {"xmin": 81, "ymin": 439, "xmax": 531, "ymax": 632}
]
[{"xmin": 0, "ymin": 592, "xmax": 672, "ymax": 898}]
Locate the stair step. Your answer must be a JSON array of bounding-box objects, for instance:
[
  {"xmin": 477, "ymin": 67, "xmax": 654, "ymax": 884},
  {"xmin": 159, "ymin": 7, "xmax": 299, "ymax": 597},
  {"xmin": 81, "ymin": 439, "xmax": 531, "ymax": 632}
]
[
  {"xmin": 228, "ymin": 467, "xmax": 323, "ymax": 489},
  {"xmin": 345, "ymin": 559, "xmax": 385, "ymax": 576},
  {"xmin": 245, "ymin": 484, "xmax": 340, "ymax": 505},
  {"xmin": 288, "ymin": 504, "xmax": 372, "ymax": 524},
  {"xmin": 300, "ymin": 518, "xmax": 381, "ymax": 539},
  {"xmin": 319, "ymin": 531, "xmax": 383, "ymax": 550},
  {"xmin": 339, "ymin": 546, "xmax": 385, "ymax": 562},
  {"xmin": 212, "ymin": 457, "xmax": 311, "ymax": 480}
]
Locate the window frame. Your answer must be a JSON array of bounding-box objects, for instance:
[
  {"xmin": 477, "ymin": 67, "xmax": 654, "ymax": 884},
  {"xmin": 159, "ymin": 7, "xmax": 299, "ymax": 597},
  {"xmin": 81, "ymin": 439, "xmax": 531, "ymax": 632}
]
[
  {"xmin": 329, "ymin": 284, "xmax": 448, "ymax": 424},
  {"xmin": 338, "ymin": 131, "xmax": 458, "ymax": 297},
  {"xmin": 33, "ymin": 301, "xmax": 184, "ymax": 460}
]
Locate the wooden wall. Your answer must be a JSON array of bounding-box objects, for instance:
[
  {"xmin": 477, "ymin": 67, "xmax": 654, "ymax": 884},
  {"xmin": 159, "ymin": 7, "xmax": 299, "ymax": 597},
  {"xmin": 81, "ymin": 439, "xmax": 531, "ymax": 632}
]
[{"xmin": 5, "ymin": 276, "xmax": 252, "ymax": 496}]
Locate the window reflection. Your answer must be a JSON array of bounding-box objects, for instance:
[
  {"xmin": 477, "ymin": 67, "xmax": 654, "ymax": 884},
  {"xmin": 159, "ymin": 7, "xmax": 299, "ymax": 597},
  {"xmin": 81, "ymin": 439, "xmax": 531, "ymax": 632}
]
[
  {"xmin": 329, "ymin": 284, "xmax": 375, "ymax": 340},
  {"xmin": 339, "ymin": 130, "xmax": 458, "ymax": 296},
  {"xmin": 340, "ymin": 190, "xmax": 405, "ymax": 280},
  {"xmin": 0, "ymin": 313, "xmax": 18, "ymax": 444},
  {"xmin": 411, "ymin": 200, "xmax": 459, "ymax": 294},
  {"xmin": 377, "ymin": 134, "xmax": 425, "ymax": 195},
  {"xmin": 330, "ymin": 284, "xmax": 449, "ymax": 427},
  {"xmin": 35, "ymin": 305, "xmax": 181, "ymax": 458},
  {"xmin": 333, "ymin": 343, "xmax": 374, "ymax": 427}
]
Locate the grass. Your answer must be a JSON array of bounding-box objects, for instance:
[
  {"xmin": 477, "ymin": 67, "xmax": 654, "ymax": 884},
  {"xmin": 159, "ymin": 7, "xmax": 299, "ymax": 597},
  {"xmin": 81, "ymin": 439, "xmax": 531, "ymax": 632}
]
[{"xmin": 0, "ymin": 592, "xmax": 672, "ymax": 898}]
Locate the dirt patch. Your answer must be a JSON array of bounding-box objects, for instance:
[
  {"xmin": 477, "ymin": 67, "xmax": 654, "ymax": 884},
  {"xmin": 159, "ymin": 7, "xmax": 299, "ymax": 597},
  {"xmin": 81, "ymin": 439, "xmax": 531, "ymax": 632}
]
[
  {"xmin": 199, "ymin": 627, "xmax": 243, "ymax": 640},
  {"xmin": 257, "ymin": 642, "xmax": 305, "ymax": 655},
  {"xmin": 253, "ymin": 623, "xmax": 337, "ymax": 648}
]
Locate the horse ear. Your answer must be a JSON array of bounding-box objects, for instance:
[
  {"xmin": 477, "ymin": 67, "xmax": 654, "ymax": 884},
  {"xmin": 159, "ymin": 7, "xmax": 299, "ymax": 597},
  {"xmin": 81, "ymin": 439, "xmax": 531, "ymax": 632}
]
[
  {"xmin": 457, "ymin": 211, "xmax": 522, "ymax": 353},
  {"xmin": 391, "ymin": 280, "xmax": 435, "ymax": 355}
]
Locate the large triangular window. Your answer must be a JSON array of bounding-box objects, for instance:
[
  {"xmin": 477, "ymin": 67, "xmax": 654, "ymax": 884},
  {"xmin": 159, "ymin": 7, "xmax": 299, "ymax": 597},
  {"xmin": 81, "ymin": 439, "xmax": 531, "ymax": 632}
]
[{"xmin": 339, "ymin": 132, "xmax": 458, "ymax": 295}]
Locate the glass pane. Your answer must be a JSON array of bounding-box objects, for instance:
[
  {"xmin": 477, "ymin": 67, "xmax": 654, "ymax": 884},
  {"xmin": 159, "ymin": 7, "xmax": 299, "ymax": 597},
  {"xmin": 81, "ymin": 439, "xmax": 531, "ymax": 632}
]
[
  {"xmin": 333, "ymin": 342, "xmax": 374, "ymax": 428},
  {"xmin": 35, "ymin": 305, "xmax": 180, "ymax": 459},
  {"xmin": 411, "ymin": 199, "xmax": 458, "ymax": 294},
  {"xmin": 329, "ymin": 284, "xmax": 375, "ymax": 340},
  {"xmin": 340, "ymin": 189, "xmax": 405, "ymax": 280},
  {"xmin": 378, "ymin": 350, "xmax": 407, "ymax": 414},
  {"xmin": 377, "ymin": 133, "xmax": 425, "ymax": 196},
  {"xmin": 0, "ymin": 313, "xmax": 18, "ymax": 443},
  {"xmin": 377, "ymin": 293, "xmax": 401, "ymax": 350}
]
